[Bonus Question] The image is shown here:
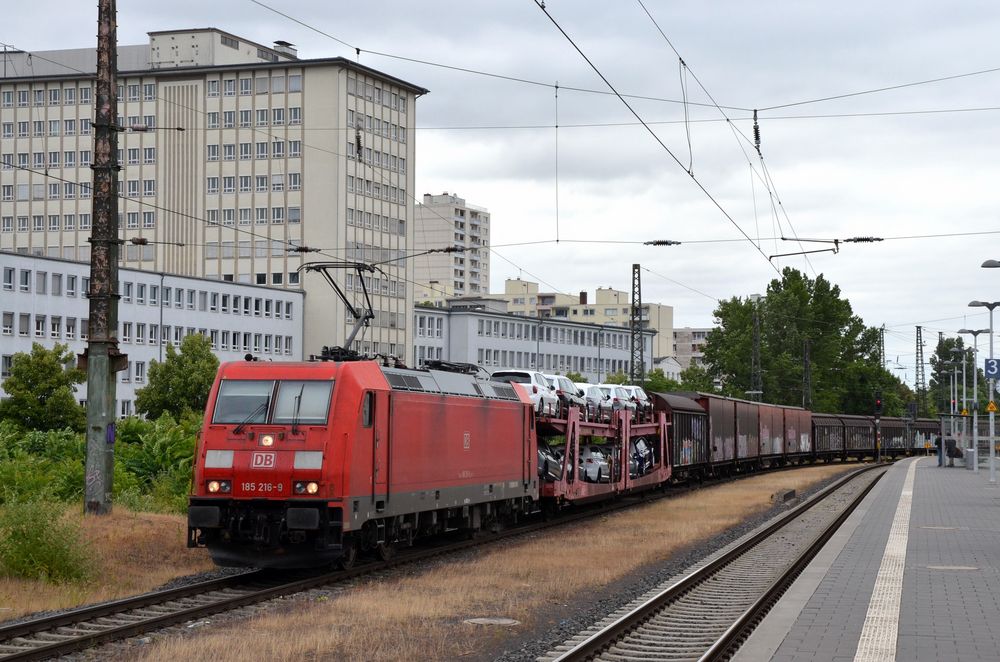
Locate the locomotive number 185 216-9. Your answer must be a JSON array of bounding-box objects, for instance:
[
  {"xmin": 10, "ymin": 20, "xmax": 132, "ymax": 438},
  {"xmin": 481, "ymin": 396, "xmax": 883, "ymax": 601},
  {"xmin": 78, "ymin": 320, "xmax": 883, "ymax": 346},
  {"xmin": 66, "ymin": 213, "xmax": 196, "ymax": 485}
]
[{"xmin": 241, "ymin": 482, "xmax": 284, "ymax": 493}]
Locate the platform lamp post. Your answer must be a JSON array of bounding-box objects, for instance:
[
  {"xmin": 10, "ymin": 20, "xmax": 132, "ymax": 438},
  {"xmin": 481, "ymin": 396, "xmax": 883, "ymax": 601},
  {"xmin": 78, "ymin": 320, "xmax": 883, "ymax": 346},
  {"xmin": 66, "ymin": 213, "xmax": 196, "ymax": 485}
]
[
  {"xmin": 959, "ymin": 328, "xmax": 989, "ymax": 474},
  {"xmin": 970, "ymin": 294, "xmax": 1000, "ymax": 484},
  {"xmin": 951, "ymin": 346, "xmax": 967, "ymax": 452}
]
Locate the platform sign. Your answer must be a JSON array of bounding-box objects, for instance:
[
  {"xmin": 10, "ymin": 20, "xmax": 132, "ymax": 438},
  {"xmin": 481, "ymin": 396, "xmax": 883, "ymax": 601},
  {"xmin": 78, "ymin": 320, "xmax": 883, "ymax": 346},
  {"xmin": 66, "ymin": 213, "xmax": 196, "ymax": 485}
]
[
  {"xmin": 989, "ymin": 401, "xmax": 998, "ymax": 413},
  {"xmin": 961, "ymin": 408, "xmax": 969, "ymax": 416},
  {"xmin": 986, "ymin": 358, "xmax": 1000, "ymax": 379}
]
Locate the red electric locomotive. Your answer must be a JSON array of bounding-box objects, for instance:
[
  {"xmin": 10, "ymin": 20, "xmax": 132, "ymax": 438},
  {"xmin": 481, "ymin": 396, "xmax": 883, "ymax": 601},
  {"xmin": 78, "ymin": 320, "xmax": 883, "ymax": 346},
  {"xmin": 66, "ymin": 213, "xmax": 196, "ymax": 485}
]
[{"xmin": 188, "ymin": 359, "xmax": 538, "ymax": 568}]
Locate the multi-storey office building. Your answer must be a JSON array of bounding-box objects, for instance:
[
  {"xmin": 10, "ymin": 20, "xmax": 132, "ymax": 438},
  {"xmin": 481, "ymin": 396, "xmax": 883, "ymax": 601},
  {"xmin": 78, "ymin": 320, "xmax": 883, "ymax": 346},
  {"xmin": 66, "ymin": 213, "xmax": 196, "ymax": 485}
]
[
  {"xmin": 673, "ymin": 327, "xmax": 710, "ymax": 368},
  {"xmin": 1, "ymin": 252, "xmax": 304, "ymax": 416},
  {"xmin": 0, "ymin": 28, "xmax": 426, "ymax": 358},
  {"xmin": 413, "ymin": 192, "xmax": 490, "ymax": 305},
  {"xmin": 498, "ymin": 279, "xmax": 675, "ymax": 361},
  {"xmin": 412, "ymin": 299, "xmax": 654, "ymax": 384}
]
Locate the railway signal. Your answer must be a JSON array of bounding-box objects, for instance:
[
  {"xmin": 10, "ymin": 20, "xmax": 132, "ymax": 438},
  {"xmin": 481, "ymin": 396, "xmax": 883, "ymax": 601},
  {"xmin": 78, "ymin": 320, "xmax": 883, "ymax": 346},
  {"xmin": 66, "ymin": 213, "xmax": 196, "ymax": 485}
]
[{"xmin": 874, "ymin": 391, "xmax": 883, "ymax": 416}]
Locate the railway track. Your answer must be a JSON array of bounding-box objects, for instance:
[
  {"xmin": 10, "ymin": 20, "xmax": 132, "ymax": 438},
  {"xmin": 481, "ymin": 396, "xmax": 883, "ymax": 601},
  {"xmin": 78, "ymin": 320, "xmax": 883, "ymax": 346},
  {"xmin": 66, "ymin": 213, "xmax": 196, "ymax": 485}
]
[
  {"xmin": 0, "ymin": 480, "xmax": 680, "ymax": 661},
  {"xmin": 0, "ymin": 462, "xmax": 874, "ymax": 661},
  {"xmin": 540, "ymin": 463, "xmax": 886, "ymax": 662}
]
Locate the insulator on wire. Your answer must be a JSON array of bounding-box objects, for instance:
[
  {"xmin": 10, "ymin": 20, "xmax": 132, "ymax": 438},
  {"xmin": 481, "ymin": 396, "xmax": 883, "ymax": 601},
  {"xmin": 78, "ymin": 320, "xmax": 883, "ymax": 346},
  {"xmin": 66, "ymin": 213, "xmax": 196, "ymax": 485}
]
[{"xmin": 753, "ymin": 109, "xmax": 761, "ymax": 156}]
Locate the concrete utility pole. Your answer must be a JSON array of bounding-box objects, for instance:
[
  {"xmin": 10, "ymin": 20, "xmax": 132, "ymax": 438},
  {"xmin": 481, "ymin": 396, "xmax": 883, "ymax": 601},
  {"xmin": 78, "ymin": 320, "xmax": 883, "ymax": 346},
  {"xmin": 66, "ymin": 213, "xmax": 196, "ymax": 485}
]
[{"xmin": 81, "ymin": 0, "xmax": 125, "ymax": 515}]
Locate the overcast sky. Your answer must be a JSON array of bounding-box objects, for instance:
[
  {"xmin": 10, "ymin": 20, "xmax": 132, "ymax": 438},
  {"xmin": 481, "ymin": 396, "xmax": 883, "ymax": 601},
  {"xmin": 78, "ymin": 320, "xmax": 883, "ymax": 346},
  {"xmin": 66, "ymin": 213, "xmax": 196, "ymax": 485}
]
[{"xmin": 8, "ymin": 1, "xmax": 1000, "ymax": 386}]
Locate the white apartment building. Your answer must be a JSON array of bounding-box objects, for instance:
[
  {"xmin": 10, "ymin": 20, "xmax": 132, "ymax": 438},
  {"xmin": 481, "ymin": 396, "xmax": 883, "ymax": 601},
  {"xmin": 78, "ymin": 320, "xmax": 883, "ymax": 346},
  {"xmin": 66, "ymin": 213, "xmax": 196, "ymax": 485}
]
[
  {"xmin": 1, "ymin": 252, "xmax": 304, "ymax": 416},
  {"xmin": 0, "ymin": 28, "xmax": 426, "ymax": 359},
  {"xmin": 412, "ymin": 299, "xmax": 654, "ymax": 384},
  {"xmin": 413, "ymin": 192, "xmax": 489, "ymax": 305}
]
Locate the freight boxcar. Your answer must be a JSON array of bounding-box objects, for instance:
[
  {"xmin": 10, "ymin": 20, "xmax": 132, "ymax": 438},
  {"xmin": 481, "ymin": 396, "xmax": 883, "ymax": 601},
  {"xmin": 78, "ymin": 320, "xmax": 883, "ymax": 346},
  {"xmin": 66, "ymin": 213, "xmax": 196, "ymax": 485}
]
[
  {"xmin": 782, "ymin": 406, "xmax": 812, "ymax": 457},
  {"xmin": 912, "ymin": 418, "xmax": 940, "ymax": 451},
  {"xmin": 759, "ymin": 404, "xmax": 785, "ymax": 460},
  {"xmin": 880, "ymin": 418, "xmax": 908, "ymax": 456},
  {"xmin": 735, "ymin": 399, "xmax": 761, "ymax": 465},
  {"xmin": 812, "ymin": 414, "xmax": 845, "ymax": 457},
  {"xmin": 842, "ymin": 414, "xmax": 875, "ymax": 458},
  {"xmin": 694, "ymin": 393, "xmax": 736, "ymax": 464},
  {"xmin": 650, "ymin": 392, "xmax": 709, "ymax": 476}
]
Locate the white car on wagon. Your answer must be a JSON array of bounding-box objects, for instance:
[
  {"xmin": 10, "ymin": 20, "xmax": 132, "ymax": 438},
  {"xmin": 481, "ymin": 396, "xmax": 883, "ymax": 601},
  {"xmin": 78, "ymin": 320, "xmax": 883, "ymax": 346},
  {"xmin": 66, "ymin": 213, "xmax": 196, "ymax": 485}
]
[{"xmin": 490, "ymin": 369, "xmax": 558, "ymax": 415}]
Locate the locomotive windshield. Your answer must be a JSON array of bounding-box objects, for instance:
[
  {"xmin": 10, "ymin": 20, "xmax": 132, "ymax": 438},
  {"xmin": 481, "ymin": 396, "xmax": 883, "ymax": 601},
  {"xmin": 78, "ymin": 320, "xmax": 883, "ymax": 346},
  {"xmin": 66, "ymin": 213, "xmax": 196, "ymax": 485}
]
[
  {"xmin": 272, "ymin": 381, "xmax": 333, "ymax": 425},
  {"xmin": 212, "ymin": 379, "xmax": 333, "ymax": 426}
]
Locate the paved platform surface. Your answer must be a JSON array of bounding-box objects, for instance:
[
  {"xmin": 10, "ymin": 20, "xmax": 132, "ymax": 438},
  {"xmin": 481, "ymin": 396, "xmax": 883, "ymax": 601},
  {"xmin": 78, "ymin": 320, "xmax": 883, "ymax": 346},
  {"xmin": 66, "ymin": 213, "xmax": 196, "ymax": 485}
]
[{"xmin": 735, "ymin": 456, "xmax": 1000, "ymax": 662}]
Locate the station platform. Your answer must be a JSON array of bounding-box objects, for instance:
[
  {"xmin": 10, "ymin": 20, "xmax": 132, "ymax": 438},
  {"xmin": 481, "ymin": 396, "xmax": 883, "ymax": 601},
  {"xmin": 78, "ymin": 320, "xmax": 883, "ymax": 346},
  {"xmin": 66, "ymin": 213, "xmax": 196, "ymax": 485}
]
[{"xmin": 736, "ymin": 455, "xmax": 1000, "ymax": 662}]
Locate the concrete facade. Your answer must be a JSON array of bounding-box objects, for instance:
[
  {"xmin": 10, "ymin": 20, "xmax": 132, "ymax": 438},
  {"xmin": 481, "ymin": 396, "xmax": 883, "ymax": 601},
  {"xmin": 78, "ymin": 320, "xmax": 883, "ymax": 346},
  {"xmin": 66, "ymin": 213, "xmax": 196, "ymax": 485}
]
[
  {"xmin": 1, "ymin": 252, "xmax": 304, "ymax": 416},
  {"xmin": 412, "ymin": 299, "xmax": 654, "ymax": 383},
  {"xmin": 413, "ymin": 192, "xmax": 489, "ymax": 306},
  {"xmin": 0, "ymin": 28, "xmax": 426, "ymax": 360},
  {"xmin": 498, "ymin": 279, "xmax": 675, "ymax": 361},
  {"xmin": 673, "ymin": 326, "xmax": 710, "ymax": 368}
]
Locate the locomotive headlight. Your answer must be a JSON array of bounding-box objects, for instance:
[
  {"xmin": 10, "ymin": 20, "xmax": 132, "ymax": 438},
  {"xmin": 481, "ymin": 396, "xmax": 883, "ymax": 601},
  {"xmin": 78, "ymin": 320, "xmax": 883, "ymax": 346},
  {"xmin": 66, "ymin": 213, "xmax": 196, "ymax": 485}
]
[
  {"xmin": 260, "ymin": 434, "xmax": 275, "ymax": 447},
  {"xmin": 207, "ymin": 480, "xmax": 231, "ymax": 493},
  {"xmin": 293, "ymin": 481, "xmax": 320, "ymax": 495},
  {"xmin": 208, "ymin": 480, "xmax": 221, "ymax": 493}
]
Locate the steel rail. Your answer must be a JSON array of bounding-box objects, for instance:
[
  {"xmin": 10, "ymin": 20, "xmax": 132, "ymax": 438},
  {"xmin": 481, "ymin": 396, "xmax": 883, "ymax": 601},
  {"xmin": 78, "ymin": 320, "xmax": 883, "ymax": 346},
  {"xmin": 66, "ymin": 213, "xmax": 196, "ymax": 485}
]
[
  {"xmin": 0, "ymin": 461, "xmax": 879, "ymax": 661},
  {"xmin": 547, "ymin": 463, "xmax": 885, "ymax": 662},
  {"xmin": 0, "ymin": 478, "xmax": 695, "ymax": 661}
]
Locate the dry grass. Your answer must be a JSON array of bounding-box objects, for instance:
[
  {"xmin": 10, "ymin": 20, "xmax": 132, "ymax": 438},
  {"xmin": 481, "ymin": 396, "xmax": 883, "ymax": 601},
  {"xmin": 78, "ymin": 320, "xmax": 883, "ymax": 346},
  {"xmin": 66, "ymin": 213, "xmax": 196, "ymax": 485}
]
[
  {"xmin": 137, "ymin": 464, "xmax": 854, "ymax": 662},
  {"xmin": 0, "ymin": 507, "xmax": 213, "ymax": 621}
]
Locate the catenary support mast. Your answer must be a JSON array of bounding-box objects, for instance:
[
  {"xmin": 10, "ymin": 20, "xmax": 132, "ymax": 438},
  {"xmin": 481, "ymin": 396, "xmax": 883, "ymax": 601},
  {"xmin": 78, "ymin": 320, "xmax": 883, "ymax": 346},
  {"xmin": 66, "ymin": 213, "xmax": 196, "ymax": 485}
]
[
  {"xmin": 629, "ymin": 264, "xmax": 645, "ymax": 384},
  {"xmin": 81, "ymin": 0, "xmax": 125, "ymax": 515}
]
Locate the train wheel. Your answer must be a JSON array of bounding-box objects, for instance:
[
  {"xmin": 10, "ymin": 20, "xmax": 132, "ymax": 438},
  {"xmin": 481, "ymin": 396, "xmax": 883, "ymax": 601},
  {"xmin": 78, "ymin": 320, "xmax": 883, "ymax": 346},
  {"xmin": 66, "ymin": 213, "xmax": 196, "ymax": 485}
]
[
  {"xmin": 339, "ymin": 536, "xmax": 358, "ymax": 570},
  {"xmin": 375, "ymin": 542, "xmax": 396, "ymax": 562}
]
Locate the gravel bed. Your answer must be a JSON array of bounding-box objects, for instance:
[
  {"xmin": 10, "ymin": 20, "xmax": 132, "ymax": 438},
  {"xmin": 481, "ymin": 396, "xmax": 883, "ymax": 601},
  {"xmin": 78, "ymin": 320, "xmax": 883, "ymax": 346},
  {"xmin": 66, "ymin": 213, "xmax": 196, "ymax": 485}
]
[
  {"xmin": 15, "ymin": 466, "xmax": 862, "ymax": 660},
  {"xmin": 486, "ymin": 467, "xmax": 863, "ymax": 662},
  {"xmin": 0, "ymin": 566, "xmax": 249, "ymax": 631}
]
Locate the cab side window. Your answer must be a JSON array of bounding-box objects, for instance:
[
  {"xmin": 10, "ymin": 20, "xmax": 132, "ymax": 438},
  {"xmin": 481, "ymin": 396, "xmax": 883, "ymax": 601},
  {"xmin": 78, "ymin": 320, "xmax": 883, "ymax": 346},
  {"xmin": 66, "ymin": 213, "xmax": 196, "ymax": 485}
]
[{"xmin": 362, "ymin": 391, "xmax": 374, "ymax": 427}]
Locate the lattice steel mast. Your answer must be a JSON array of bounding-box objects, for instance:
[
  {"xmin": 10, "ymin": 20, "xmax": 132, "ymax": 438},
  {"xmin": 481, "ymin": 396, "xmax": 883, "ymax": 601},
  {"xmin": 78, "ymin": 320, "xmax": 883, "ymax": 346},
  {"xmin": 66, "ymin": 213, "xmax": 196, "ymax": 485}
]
[{"xmin": 629, "ymin": 264, "xmax": 645, "ymax": 384}]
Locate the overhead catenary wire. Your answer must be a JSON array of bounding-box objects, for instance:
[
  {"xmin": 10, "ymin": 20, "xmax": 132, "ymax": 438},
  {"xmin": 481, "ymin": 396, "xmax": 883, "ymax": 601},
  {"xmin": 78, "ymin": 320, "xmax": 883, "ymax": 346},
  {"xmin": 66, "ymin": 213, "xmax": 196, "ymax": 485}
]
[
  {"xmin": 245, "ymin": 1, "xmax": 751, "ymax": 112},
  {"xmin": 759, "ymin": 64, "xmax": 1000, "ymax": 112},
  {"xmin": 633, "ymin": 0, "xmax": 812, "ymax": 274},
  {"xmin": 532, "ymin": 0, "xmax": 779, "ymax": 275}
]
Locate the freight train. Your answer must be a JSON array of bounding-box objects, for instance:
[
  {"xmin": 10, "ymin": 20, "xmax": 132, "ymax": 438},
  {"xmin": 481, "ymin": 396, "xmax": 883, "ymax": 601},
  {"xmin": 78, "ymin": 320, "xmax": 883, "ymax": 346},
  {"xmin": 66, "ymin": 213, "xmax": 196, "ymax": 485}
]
[{"xmin": 187, "ymin": 358, "xmax": 937, "ymax": 568}]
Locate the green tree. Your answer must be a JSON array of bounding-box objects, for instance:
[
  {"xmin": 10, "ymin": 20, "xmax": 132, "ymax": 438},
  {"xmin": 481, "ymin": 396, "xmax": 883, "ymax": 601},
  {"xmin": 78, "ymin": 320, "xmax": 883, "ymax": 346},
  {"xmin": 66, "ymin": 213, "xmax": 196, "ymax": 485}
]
[
  {"xmin": 564, "ymin": 371, "xmax": 585, "ymax": 383},
  {"xmin": 679, "ymin": 364, "xmax": 718, "ymax": 392},
  {"xmin": 136, "ymin": 334, "xmax": 219, "ymax": 419},
  {"xmin": 644, "ymin": 368, "xmax": 681, "ymax": 393},
  {"xmin": 0, "ymin": 343, "xmax": 85, "ymax": 432},
  {"xmin": 604, "ymin": 371, "xmax": 628, "ymax": 385},
  {"xmin": 701, "ymin": 267, "xmax": 900, "ymax": 413}
]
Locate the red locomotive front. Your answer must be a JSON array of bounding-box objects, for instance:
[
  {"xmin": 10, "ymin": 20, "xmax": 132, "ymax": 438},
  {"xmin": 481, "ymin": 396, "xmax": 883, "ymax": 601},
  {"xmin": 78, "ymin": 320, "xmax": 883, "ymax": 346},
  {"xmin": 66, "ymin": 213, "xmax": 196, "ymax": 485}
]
[{"xmin": 188, "ymin": 359, "xmax": 537, "ymax": 568}]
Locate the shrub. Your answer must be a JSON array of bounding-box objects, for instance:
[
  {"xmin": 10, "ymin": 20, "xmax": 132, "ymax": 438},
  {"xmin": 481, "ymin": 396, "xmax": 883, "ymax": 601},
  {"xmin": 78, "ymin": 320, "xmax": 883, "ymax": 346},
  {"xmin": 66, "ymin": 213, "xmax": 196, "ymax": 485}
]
[
  {"xmin": 115, "ymin": 416, "xmax": 154, "ymax": 446},
  {"xmin": 0, "ymin": 501, "xmax": 91, "ymax": 583},
  {"xmin": 119, "ymin": 414, "xmax": 196, "ymax": 486},
  {"xmin": 0, "ymin": 453, "xmax": 58, "ymax": 504}
]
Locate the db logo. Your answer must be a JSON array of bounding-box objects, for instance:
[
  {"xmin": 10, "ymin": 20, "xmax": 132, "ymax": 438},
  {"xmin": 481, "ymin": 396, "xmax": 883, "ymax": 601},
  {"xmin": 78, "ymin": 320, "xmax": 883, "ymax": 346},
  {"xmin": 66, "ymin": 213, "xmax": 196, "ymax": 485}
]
[{"xmin": 251, "ymin": 452, "xmax": 276, "ymax": 469}]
